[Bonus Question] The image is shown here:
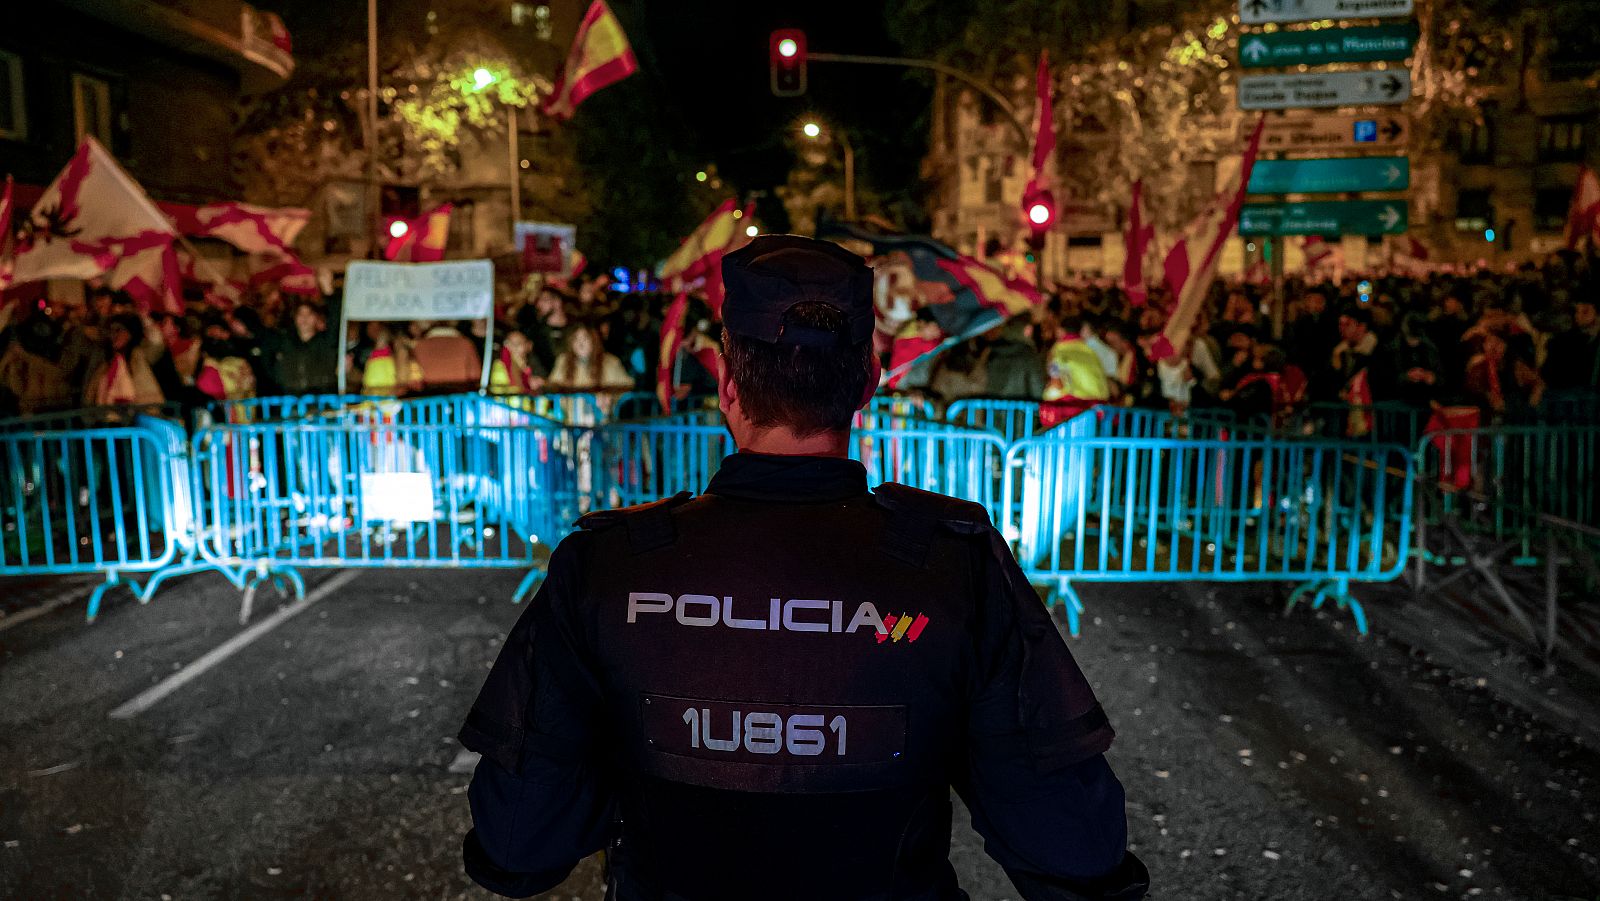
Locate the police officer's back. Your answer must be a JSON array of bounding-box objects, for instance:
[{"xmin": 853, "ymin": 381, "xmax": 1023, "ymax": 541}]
[{"xmin": 460, "ymin": 236, "xmax": 1148, "ymax": 900}]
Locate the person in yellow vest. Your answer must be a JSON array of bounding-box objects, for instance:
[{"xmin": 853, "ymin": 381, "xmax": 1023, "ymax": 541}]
[
  {"xmin": 1040, "ymin": 315, "xmax": 1110, "ymax": 429},
  {"xmin": 361, "ymin": 323, "xmax": 420, "ymax": 397},
  {"xmin": 488, "ymin": 329, "xmax": 545, "ymax": 395}
]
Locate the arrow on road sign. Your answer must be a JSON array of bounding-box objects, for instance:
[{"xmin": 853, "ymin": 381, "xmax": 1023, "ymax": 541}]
[
  {"xmin": 1242, "ymin": 37, "xmax": 1269, "ymax": 63},
  {"xmin": 1379, "ymin": 205, "xmax": 1402, "ymax": 230},
  {"xmin": 1381, "ymin": 74, "xmax": 1404, "ymax": 98},
  {"xmin": 1245, "ymin": 0, "xmax": 1271, "ymax": 15},
  {"xmin": 1383, "ymin": 163, "xmax": 1402, "ymax": 184},
  {"xmin": 1380, "ymin": 119, "xmax": 1405, "ymax": 141}
]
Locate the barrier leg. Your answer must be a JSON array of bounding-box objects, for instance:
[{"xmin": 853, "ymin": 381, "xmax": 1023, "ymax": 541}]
[
  {"xmin": 1055, "ymin": 578, "xmax": 1083, "ymax": 638},
  {"xmin": 86, "ymin": 573, "xmax": 137, "ymax": 623},
  {"xmin": 1286, "ymin": 577, "xmax": 1368, "ymax": 635},
  {"xmin": 239, "ymin": 562, "xmax": 306, "ymax": 625},
  {"xmin": 512, "ymin": 567, "xmax": 545, "ymax": 605}
]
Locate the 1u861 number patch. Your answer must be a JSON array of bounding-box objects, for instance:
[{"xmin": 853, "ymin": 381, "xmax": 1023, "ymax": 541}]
[{"xmin": 641, "ymin": 694, "xmax": 907, "ymax": 766}]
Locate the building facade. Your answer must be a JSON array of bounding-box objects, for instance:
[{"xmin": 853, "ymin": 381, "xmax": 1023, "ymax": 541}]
[{"xmin": 0, "ymin": 0, "xmax": 293, "ymax": 204}]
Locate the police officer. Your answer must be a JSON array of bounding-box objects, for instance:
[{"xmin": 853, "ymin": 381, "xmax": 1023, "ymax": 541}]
[{"xmin": 460, "ymin": 235, "xmax": 1148, "ymax": 900}]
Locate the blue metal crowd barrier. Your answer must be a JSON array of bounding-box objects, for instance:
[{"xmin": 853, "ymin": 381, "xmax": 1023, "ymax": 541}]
[
  {"xmin": 1414, "ymin": 425, "xmax": 1600, "ymax": 563},
  {"xmin": 2, "ymin": 390, "xmax": 1419, "ymax": 641},
  {"xmin": 189, "ymin": 416, "xmax": 588, "ymax": 619},
  {"xmin": 1004, "ymin": 427, "xmax": 1413, "ymax": 636},
  {"xmin": 0, "ymin": 414, "xmax": 236, "ymax": 619}
]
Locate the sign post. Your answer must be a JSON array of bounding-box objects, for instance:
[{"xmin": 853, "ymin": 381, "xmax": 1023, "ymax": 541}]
[
  {"xmin": 1248, "ymin": 156, "xmax": 1409, "ymax": 194},
  {"xmin": 1239, "ymin": 0, "xmax": 1414, "ymax": 25},
  {"xmin": 339, "ymin": 259, "xmax": 497, "ymax": 394},
  {"xmin": 1239, "ymin": 70, "xmax": 1411, "ymax": 110},
  {"xmin": 1256, "ymin": 113, "xmax": 1409, "ymax": 153},
  {"xmin": 1240, "ymin": 200, "xmax": 1409, "ymax": 236},
  {"xmin": 1238, "ymin": 24, "xmax": 1416, "ymax": 68}
]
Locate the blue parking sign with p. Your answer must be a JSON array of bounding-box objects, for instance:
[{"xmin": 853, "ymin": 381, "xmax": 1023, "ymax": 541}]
[{"xmin": 1353, "ymin": 119, "xmax": 1378, "ymax": 143}]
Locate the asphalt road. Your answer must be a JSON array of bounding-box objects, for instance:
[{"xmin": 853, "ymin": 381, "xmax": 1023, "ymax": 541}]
[{"xmin": 1, "ymin": 566, "xmax": 1596, "ymax": 900}]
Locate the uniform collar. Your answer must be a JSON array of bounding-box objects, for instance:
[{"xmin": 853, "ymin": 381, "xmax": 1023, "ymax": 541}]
[{"xmin": 706, "ymin": 452, "xmax": 868, "ymax": 503}]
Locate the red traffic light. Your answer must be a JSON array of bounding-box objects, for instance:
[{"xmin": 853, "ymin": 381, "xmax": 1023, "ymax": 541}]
[
  {"xmin": 1023, "ymin": 188, "xmax": 1055, "ymax": 230},
  {"xmin": 770, "ymin": 29, "xmax": 807, "ymax": 97}
]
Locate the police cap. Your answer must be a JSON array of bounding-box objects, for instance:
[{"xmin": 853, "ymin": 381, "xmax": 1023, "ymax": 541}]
[{"xmin": 721, "ymin": 234, "xmax": 874, "ymax": 347}]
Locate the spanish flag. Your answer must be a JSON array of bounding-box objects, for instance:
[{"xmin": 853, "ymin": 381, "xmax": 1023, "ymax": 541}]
[
  {"xmin": 543, "ymin": 0, "xmax": 638, "ymax": 121},
  {"xmin": 656, "ymin": 291, "xmax": 689, "ymax": 413},
  {"xmin": 385, "ymin": 203, "xmax": 452, "ymax": 262},
  {"xmin": 658, "ymin": 198, "xmax": 747, "ymax": 315}
]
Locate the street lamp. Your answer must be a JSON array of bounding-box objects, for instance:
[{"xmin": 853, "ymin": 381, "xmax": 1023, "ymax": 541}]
[
  {"xmin": 468, "ymin": 66, "xmax": 521, "ymax": 240},
  {"xmin": 746, "ymin": 224, "xmax": 759, "ymax": 238},
  {"xmin": 801, "ymin": 120, "xmax": 855, "ymax": 221}
]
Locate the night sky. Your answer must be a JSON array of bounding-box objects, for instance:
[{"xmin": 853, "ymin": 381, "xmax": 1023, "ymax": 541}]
[
  {"xmin": 258, "ymin": 0, "xmax": 932, "ymax": 234},
  {"xmin": 634, "ymin": 0, "xmax": 931, "ymax": 221}
]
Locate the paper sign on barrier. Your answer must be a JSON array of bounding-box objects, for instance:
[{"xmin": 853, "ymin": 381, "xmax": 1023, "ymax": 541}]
[{"xmin": 360, "ymin": 472, "xmax": 436, "ymax": 523}]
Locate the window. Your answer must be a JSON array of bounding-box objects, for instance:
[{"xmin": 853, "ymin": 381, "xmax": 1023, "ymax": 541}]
[
  {"xmin": 72, "ymin": 73, "xmax": 112, "ymax": 145},
  {"xmin": 1457, "ymin": 116, "xmax": 1494, "ymax": 164},
  {"xmin": 983, "ymin": 157, "xmax": 1003, "ymax": 204},
  {"xmin": 0, "ymin": 51, "xmax": 24, "ymax": 140},
  {"xmin": 1538, "ymin": 117, "xmax": 1588, "ymax": 163},
  {"xmin": 1455, "ymin": 189, "xmax": 1492, "ymax": 232},
  {"xmin": 1535, "ymin": 188, "xmax": 1572, "ymax": 232}
]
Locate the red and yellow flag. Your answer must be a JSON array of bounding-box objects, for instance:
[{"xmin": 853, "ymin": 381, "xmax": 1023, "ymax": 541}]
[
  {"xmin": 385, "ymin": 203, "xmax": 452, "ymax": 263},
  {"xmin": 656, "ymin": 291, "xmax": 689, "ymax": 413},
  {"xmin": 0, "ymin": 176, "xmax": 13, "ymax": 290},
  {"xmin": 542, "ymin": 0, "xmax": 639, "ymax": 121},
  {"xmin": 658, "ymin": 198, "xmax": 747, "ymax": 315}
]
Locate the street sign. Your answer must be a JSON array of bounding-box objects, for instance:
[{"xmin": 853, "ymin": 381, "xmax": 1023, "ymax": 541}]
[
  {"xmin": 1239, "ymin": 201, "xmax": 1408, "ymax": 236},
  {"xmin": 1255, "ymin": 114, "xmax": 1410, "ymax": 151},
  {"xmin": 1238, "ymin": 24, "xmax": 1417, "ymax": 68},
  {"xmin": 1239, "ymin": 70, "xmax": 1411, "ymax": 110},
  {"xmin": 1247, "ymin": 156, "xmax": 1409, "ymax": 194},
  {"xmin": 1239, "ymin": 0, "xmax": 1413, "ymax": 25}
]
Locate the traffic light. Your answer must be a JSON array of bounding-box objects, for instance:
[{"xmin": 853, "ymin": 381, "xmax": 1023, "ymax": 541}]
[
  {"xmin": 770, "ymin": 29, "xmax": 807, "ymax": 97},
  {"xmin": 1022, "ymin": 186, "xmax": 1055, "ymax": 251}
]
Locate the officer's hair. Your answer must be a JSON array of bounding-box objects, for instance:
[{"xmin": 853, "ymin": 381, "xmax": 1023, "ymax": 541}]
[{"xmin": 722, "ymin": 302, "xmax": 873, "ymax": 437}]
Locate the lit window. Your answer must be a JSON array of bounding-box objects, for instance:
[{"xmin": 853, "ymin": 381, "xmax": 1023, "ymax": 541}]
[
  {"xmin": 0, "ymin": 51, "xmax": 24, "ymax": 141},
  {"xmin": 1534, "ymin": 188, "xmax": 1571, "ymax": 232},
  {"xmin": 1539, "ymin": 118, "xmax": 1587, "ymax": 163},
  {"xmin": 1454, "ymin": 188, "xmax": 1492, "ymax": 233},
  {"xmin": 72, "ymin": 73, "xmax": 112, "ymax": 145}
]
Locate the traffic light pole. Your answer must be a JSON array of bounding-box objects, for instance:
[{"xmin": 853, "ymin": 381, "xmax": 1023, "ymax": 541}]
[{"xmin": 807, "ymin": 52, "xmax": 1031, "ymax": 146}]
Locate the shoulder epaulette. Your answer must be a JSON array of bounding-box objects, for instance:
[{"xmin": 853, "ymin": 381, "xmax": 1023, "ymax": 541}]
[
  {"xmin": 870, "ymin": 483, "xmax": 994, "ymax": 567},
  {"xmin": 575, "ymin": 491, "xmax": 693, "ymax": 553}
]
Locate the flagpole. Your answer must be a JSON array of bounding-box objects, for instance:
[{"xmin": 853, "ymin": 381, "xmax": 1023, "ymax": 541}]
[{"xmin": 366, "ymin": 0, "xmax": 380, "ymax": 258}]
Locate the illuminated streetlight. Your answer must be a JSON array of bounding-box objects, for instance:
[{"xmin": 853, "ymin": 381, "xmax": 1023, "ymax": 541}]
[
  {"xmin": 695, "ymin": 170, "xmax": 708, "ymax": 182},
  {"xmin": 472, "ymin": 67, "xmax": 495, "ymax": 90},
  {"xmin": 802, "ymin": 121, "xmax": 821, "ymax": 138},
  {"xmin": 1027, "ymin": 202, "xmax": 1052, "ymax": 226},
  {"xmin": 777, "ymin": 38, "xmax": 798, "ymax": 58},
  {"xmin": 745, "ymin": 224, "xmax": 759, "ymax": 237},
  {"xmin": 389, "ymin": 219, "xmax": 409, "ymax": 239}
]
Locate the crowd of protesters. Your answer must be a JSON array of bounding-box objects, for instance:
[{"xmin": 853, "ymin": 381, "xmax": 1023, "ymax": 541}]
[
  {"xmin": 890, "ymin": 251, "xmax": 1600, "ymax": 433},
  {"xmin": 2, "ymin": 251, "xmax": 1597, "ymax": 434}
]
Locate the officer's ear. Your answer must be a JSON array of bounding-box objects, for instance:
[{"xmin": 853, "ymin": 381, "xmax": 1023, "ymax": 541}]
[
  {"xmin": 716, "ymin": 351, "xmax": 736, "ymax": 413},
  {"xmin": 858, "ymin": 352, "xmax": 882, "ymax": 411}
]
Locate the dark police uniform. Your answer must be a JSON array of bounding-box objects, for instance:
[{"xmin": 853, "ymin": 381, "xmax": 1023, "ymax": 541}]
[{"xmin": 460, "ymin": 237, "xmax": 1148, "ymax": 901}]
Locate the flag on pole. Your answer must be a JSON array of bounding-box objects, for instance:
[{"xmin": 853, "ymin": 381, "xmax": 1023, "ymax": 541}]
[
  {"xmin": 817, "ymin": 220, "xmax": 1041, "ymax": 380},
  {"xmin": 1150, "ymin": 115, "xmax": 1267, "ymax": 362},
  {"xmin": 1565, "ymin": 164, "xmax": 1600, "ymax": 250},
  {"xmin": 0, "ymin": 175, "xmax": 14, "ymax": 290},
  {"xmin": 542, "ymin": 0, "xmax": 639, "ymax": 121},
  {"xmin": 160, "ymin": 201, "xmax": 310, "ymax": 258},
  {"xmin": 658, "ymin": 198, "xmax": 746, "ymax": 315},
  {"xmin": 11, "ymin": 137, "xmax": 183, "ymax": 314},
  {"xmin": 1121, "ymin": 179, "xmax": 1154, "ymax": 307},
  {"xmin": 656, "ymin": 291, "xmax": 689, "ymax": 412},
  {"xmin": 1026, "ymin": 51, "xmax": 1055, "ymax": 199},
  {"xmin": 385, "ymin": 203, "xmax": 453, "ymax": 262}
]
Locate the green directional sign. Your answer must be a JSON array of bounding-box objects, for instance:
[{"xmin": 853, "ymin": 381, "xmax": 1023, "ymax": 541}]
[
  {"xmin": 1238, "ymin": 24, "xmax": 1418, "ymax": 69},
  {"xmin": 1239, "ymin": 201, "xmax": 1408, "ymax": 236},
  {"xmin": 1247, "ymin": 156, "xmax": 1409, "ymax": 194}
]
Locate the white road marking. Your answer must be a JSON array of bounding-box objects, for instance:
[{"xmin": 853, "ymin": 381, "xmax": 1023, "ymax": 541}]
[
  {"xmin": 108, "ymin": 570, "xmax": 360, "ymax": 720},
  {"xmin": 0, "ymin": 593, "xmax": 78, "ymax": 634}
]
